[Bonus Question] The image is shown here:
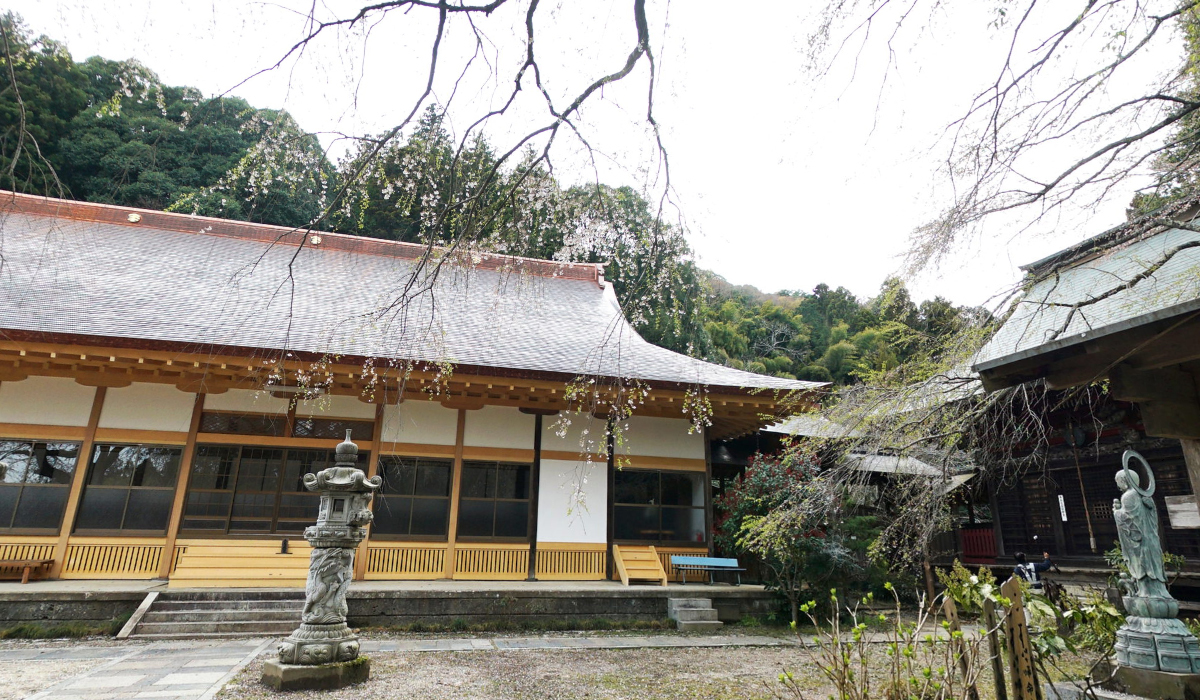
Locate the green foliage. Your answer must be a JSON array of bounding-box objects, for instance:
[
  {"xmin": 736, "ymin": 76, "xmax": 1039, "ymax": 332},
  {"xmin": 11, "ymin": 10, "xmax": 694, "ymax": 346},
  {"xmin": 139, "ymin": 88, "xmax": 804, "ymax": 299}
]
[
  {"xmin": 0, "ymin": 12, "xmax": 88, "ymax": 194},
  {"xmin": 716, "ymin": 443, "xmax": 878, "ymax": 624},
  {"xmin": 1104, "ymin": 541, "xmax": 1186, "ymax": 586},
  {"xmin": 777, "ymin": 586, "xmax": 989, "ymax": 700},
  {"xmin": 703, "ymin": 275, "xmax": 982, "ymax": 385},
  {"xmin": 1060, "ymin": 588, "xmax": 1124, "ymax": 653},
  {"xmin": 1130, "ymin": 8, "xmax": 1200, "ymax": 213},
  {"xmin": 0, "ymin": 612, "xmax": 128, "ymax": 639},
  {"xmin": 934, "ymin": 560, "xmax": 997, "ymax": 617}
]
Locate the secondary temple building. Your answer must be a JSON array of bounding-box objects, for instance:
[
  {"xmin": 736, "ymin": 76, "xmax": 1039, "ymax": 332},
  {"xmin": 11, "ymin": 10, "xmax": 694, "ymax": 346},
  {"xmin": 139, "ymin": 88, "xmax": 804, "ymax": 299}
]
[{"xmin": 0, "ymin": 192, "xmax": 818, "ymax": 586}]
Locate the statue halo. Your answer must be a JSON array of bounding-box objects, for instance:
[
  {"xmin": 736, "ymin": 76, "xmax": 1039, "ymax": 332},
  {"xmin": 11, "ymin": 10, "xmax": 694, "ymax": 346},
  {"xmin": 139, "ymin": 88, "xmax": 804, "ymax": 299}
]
[{"xmin": 1121, "ymin": 449, "xmax": 1156, "ymax": 498}]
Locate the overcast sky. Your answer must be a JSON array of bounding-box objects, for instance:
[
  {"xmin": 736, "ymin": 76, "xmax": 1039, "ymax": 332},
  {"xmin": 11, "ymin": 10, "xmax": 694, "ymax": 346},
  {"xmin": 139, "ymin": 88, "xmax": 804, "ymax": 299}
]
[{"xmin": 9, "ymin": 0, "xmax": 1176, "ymax": 308}]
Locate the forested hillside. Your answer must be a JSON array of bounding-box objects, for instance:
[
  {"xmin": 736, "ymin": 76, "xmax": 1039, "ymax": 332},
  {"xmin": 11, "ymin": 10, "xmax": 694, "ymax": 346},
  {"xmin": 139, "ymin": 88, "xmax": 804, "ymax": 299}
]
[{"xmin": 0, "ymin": 14, "xmax": 980, "ymax": 384}]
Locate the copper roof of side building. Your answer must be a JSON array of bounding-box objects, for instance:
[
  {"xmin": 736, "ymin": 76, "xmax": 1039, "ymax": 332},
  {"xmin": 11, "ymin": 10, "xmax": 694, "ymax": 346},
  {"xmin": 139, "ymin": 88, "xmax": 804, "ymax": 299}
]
[
  {"xmin": 0, "ymin": 192, "xmax": 822, "ymax": 394},
  {"xmin": 974, "ymin": 199, "xmax": 1200, "ymax": 377}
]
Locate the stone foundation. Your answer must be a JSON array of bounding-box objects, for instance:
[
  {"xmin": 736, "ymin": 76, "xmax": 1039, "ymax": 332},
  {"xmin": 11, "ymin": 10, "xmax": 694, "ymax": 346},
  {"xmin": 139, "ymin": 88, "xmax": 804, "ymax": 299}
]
[
  {"xmin": 262, "ymin": 656, "xmax": 370, "ymax": 691},
  {"xmin": 0, "ymin": 592, "xmax": 142, "ymax": 627},
  {"xmin": 345, "ymin": 588, "xmax": 777, "ymax": 626}
]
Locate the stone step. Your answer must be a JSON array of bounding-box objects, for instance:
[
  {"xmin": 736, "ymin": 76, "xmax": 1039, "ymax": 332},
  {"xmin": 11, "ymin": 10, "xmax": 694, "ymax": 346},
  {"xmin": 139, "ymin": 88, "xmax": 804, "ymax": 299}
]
[
  {"xmin": 672, "ymin": 608, "xmax": 719, "ymax": 622},
  {"xmin": 143, "ymin": 609, "xmax": 301, "ymax": 623},
  {"xmin": 160, "ymin": 590, "xmax": 305, "ymax": 602},
  {"xmin": 135, "ymin": 620, "xmax": 298, "ymax": 636},
  {"xmin": 154, "ymin": 600, "xmax": 304, "ymax": 612},
  {"xmin": 129, "ymin": 631, "xmax": 284, "ymax": 641},
  {"xmin": 667, "ymin": 598, "xmax": 712, "ymax": 612},
  {"xmin": 676, "ymin": 620, "xmax": 724, "ymax": 632}
]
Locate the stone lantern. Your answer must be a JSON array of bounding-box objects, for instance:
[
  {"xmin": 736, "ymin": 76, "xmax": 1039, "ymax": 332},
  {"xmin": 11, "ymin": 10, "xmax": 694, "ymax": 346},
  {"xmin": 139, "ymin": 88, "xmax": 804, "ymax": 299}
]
[{"xmin": 264, "ymin": 430, "xmax": 381, "ymax": 691}]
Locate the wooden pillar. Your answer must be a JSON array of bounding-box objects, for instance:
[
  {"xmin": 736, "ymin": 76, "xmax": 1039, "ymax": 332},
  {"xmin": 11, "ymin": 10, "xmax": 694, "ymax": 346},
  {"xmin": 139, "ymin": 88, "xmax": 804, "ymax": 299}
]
[
  {"xmin": 526, "ymin": 413, "xmax": 543, "ymax": 581},
  {"xmin": 443, "ymin": 408, "xmax": 467, "ymax": 578},
  {"xmin": 50, "ymin": 386, "xmax": 106, "ymax": 579},
  {"xmin": 353, "ymin": 402, "xmax": 386, "ymax": 581},
  {"xmin": 989, "ymin": 485, "xmax": 1006, "ymax": 557},
  {"xmin": 605, "ymin": 418, "xmax": 616, "ymax": 581},
  {"xmin": 704, "ymin": 425, "xmax": 714, "ymax": 557},
  {"xmin": 1183, "ymin": 439, "xmax": 1200, "ymax": 515},
  {"xmin": 158, "ymin": 392, "xmax": 205, "ymax": 579}
]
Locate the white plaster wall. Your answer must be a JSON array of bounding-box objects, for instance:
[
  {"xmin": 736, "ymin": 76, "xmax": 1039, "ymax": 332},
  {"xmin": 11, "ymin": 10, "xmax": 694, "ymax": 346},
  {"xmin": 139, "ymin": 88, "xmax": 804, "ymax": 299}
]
[
  {"xmin": 537, "ymin": 457, "xmax": 607, "ymax": 543},
  {"xmin": 296, "ymin": 395, "xmax": 376, "ymax": 420},
  {"xmin": 540, "ymin": 411, "xmax": 608, "ymax": 456},
  {"xmin": 616, "ymin": 416, "xmax": 705, "ymax": 459},
  {"xmin": 203, "ymin": 389, "xmax": 290, "ymax": 415},
  {"xmin": 464, "ymin": 406, "xmax": 534, "ymax": 449},
  {"xmin": 379, "ymin": 400, "xmax": 459, "ymax": 445},
  {"xmin": 98, "ymin": 383, "xmax": 196, "ymax": 431},
  {"xmin": 0, "ymin": 376, "xmax": 96, "ymax": 426}
]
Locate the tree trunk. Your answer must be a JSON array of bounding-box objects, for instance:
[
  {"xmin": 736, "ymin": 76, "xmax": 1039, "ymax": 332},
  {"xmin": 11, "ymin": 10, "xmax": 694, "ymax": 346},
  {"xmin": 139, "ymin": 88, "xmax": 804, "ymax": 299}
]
[{"xmin": 790, "ymin": 596, "xmax": 799, "ymax": 626}]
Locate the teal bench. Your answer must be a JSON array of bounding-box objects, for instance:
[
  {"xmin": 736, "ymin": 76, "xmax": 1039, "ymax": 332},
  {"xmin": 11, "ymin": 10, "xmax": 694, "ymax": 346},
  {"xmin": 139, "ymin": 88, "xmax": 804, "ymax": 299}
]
[{"xmin": 670, "ymin": 555, "xmax": 744, "ymax": 585}]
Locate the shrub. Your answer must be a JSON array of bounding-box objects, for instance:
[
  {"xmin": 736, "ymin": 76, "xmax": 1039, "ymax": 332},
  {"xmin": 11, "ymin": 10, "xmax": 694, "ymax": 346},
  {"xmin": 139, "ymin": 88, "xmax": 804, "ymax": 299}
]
[{"xmin": 934, "ymin": 560, "xmax": 997, "ymax": 618}]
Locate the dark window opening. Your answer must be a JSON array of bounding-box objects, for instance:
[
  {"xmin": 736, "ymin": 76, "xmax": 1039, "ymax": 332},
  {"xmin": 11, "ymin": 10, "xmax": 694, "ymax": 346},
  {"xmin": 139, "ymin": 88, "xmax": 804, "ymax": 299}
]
[
  {"xmin": 199, "ymin": 412, "xmax": 286, "ymax": 437},
  {"xmin": 371, "ymin": 456, "xmax": 451, "ymax": 539},
  {"xmin": 613, "ymin": 469, "xmax": 706, "ymax": 544},
  {"xmin": 181, "ymin": 445, "xmax": 366, "ymax": 534},
  {"xmin": 0, "ymin": 440, "xmax": 79, "ymax": 532},
  {"xmin": 457, "ymin": 461, "xmax": 530, "ymax": 541},
  {"xmin": 75, "ymin": 444, "xmax": 182, "ymax": 533},
  {"xmin": 292, "ymin": 417, "xmax": 374, "ymax": 441}
]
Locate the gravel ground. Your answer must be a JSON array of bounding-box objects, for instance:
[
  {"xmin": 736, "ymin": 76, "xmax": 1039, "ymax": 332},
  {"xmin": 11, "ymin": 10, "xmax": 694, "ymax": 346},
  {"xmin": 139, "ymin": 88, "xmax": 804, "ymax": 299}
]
[
  {"xmin": 213, "ymin": 646, "xmax": 1100, "ymax": 700},
  {"xmin": 216, "ymin": 647, "xmax": 804, "ymax": 700},
  {"xmin": 0, "ymin": 657, "xmax": 107, "ymax": 698}
]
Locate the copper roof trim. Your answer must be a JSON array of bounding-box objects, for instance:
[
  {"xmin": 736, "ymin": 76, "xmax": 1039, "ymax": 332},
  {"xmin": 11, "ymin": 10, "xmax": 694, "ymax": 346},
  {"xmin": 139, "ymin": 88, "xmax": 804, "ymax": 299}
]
[{"xmin": 0, "ymin": 190, "xmax": 603, "ymax": 283}]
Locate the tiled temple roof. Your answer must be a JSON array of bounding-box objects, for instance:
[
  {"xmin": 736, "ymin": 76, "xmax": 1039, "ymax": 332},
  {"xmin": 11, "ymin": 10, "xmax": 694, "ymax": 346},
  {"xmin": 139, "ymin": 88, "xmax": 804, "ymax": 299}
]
[{"xmin": 0, "ymin": 193, "xmax": 821, "ymax": 394}]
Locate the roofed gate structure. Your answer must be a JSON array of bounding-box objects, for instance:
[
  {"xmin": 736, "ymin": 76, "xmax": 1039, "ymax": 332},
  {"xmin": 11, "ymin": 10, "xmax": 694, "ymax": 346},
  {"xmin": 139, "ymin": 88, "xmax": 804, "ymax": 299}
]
[
  {"xmin": 0, "ymin": 192, "xmax": 819, "ymax": 586},
  {"xmin": 974, "ymin": 201, "xmax": 1200, "ymax": 582}
]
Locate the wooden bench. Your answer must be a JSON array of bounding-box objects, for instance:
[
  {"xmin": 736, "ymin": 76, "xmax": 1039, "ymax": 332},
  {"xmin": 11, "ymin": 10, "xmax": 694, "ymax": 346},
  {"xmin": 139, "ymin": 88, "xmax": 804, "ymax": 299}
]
[
  {"xmin": 0, "ymin": 559, "xmax": 53, "ymax": 584},
  {"xmin": 670, "ymin": 555, "xmax": 745, "ymax": 585}
]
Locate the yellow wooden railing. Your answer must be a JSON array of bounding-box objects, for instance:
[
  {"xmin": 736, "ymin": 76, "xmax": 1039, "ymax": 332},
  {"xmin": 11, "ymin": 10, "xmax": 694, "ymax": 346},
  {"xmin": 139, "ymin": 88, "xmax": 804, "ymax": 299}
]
[
  {"xmin": 364, "ymin": 544, "xmax": 446, "ymax": 579},
  {"xmin": 453, "ymin": 543, "xmax": 529, "ymax": 580},
  {"xmin": 60, "ymin": 538, "xmax": 165, "ymax": 579},
  {"xmin": 535, "ymin": 543, "xmax": 606, "ymax": 580},
  {"xmin": 0, "ymin": 539, "xmax": 56, "ymax": 580}
]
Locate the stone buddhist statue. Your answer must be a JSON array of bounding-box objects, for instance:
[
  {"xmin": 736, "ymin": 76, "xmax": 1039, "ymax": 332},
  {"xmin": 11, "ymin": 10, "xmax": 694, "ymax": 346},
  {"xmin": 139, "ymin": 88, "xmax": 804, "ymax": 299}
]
[{"xmin": 1112, "ymin": 450, "xmax": 1200, "ymax": 673}]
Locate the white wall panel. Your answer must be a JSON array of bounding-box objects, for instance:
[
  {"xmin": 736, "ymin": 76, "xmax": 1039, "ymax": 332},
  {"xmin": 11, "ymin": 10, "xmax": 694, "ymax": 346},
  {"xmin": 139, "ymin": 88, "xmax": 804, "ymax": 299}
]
[
  {"xmin": 536, "ymin": 458, "xmax": 607, "ymax": 543},
  {"xmin": 616, "ymin": 416, "xmax": 705, "ymax": 459},
  {"xmin": 99, "ymin": 383, "xmax": 196, "ymax": 432},
  {"xmin": 540, "ymin": 411, "xmax": 608, "ymax": 455},
  {"xmin": 296, "ymin": 395, "xmax": 376, "ymax": 420},
  {"xmin": 380, "ymin": 400, "xmax": 458, "ymax": 445},
  {"xmin": 464, "ymin": 406, "xmax": 534, "ymax": 449},
  {"xmin": 203, "ymin": 389, "xmax": 290, "ymax": 415},
  {"xmin": 0, "ymin": 376, "xmax": 96, "ymax": 426}
]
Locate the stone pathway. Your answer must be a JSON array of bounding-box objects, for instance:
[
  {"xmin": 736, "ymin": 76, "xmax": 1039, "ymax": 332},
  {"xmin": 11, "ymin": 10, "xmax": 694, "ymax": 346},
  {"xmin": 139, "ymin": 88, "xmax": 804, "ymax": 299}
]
[
  {"xmin": 19, "ymin": 639, "xmax": 273, "ymax": 700},
  {"xmin": 361, "ymin": 634, "xmax": 793, "ymax": 652},
  {"xmin": 5, "ymin": 634, "xmax": 791, "ymax": 699}
]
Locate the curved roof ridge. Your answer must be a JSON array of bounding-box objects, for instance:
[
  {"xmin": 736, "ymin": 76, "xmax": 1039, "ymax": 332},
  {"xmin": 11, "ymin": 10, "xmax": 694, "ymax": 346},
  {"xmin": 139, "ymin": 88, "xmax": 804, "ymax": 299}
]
[{"xmin": 0, "ymin": 190, "xmax": 604, "ymax": 283}]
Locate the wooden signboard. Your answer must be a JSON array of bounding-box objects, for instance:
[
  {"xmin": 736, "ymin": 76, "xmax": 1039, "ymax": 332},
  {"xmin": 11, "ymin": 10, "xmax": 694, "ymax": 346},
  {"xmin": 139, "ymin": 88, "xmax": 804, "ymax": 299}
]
[
  {"xmin": 1165, "ymin": 495, "xmax": 1200, "ymax": 529},
  {"xmin": 1000, "ymin": 577, "xmax": 1042, "ymax": 700},
  {"xmin": 942, "ymin": 597, "xmax": 980, "ymax": 700},
  {"xmin": 982, "ymin": 599, "xmax": 1008, "ymax": 700}
]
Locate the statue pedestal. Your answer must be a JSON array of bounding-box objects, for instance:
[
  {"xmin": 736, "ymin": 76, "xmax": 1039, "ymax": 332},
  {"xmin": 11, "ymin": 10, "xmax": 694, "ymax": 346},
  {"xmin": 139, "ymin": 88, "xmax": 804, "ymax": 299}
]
[
  {"xmin": 1092, "ymin": 659, "xmax": 1200, "ymax": 700},
  {"xmin": 1115, "ymin": 616, "xmax": 1200, "ymax": 673},
  {"xmin": 262, "ymin": 656, "xmax": 370, "ymax": 691}
]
